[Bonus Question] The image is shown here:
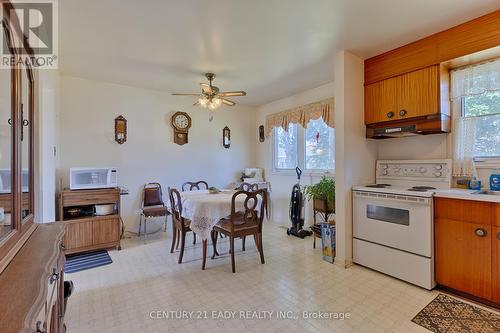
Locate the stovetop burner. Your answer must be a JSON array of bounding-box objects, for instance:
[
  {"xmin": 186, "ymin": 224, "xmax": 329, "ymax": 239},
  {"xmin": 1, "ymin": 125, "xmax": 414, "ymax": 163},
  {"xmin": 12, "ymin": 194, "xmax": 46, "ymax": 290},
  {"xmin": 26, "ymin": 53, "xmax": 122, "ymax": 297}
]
[
  {"xmin": 407, "ymin": 186, "xmax": 437, "ymax": 192},
  {"xmin": 365, "ymin": 184, "xmax": 392, "ymax": 188}
]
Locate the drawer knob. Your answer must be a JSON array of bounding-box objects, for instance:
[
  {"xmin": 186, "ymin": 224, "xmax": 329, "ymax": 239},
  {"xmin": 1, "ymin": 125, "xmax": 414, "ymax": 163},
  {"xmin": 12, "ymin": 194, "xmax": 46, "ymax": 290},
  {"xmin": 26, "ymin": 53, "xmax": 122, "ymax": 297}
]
[
  {"xmin": 474, "ymin": 228, "xmax": 487, "ymax": 237},
  {"xmin": 387, "ymin": 111, "xmax": 394, "ymax": 118},
  {"xmin": 50, "ymin": 268, "xmax": 59, "ymax": 284},
  {"xmin": 399, "ymin": 109, "xmax": 407, "ymax": 116},
  {"xmin": 497, "ymin": 231, "xmax": 500, "ymax": 240}
]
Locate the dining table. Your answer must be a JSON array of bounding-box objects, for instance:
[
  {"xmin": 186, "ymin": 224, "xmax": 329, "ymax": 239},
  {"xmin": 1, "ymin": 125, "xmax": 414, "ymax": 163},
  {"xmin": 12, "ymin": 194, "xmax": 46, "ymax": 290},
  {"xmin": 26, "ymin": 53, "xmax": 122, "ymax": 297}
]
[{"xmin": 180, "ymin": 189, "xmax": 262, "ymax": 240}]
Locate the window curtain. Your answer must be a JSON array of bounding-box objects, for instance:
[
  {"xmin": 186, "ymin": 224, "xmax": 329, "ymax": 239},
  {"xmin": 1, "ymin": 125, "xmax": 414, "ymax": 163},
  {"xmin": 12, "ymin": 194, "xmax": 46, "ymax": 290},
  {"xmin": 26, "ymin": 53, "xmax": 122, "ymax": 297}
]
[
  {"xmin": 265, "ymin": 98, "xmax": 334, "ymax": 137},
  {"xmin": 451, "ymin": 58, "xmax": 500, "ymax": 177}
]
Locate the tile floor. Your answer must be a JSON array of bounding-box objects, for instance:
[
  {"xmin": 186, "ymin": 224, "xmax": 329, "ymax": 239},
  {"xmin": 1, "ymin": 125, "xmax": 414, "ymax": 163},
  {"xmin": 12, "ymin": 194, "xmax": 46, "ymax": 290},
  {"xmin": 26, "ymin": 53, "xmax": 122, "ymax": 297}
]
[{"xmin": 65, "ymin": 222, "xmax": 454, "ymax": 333}]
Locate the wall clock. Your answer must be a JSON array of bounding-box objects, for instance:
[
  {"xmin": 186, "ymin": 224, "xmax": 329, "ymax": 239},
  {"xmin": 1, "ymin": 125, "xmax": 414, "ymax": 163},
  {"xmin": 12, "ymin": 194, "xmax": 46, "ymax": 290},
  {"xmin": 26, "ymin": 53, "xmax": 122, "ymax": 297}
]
[{"xmin": 171, "ymin": 111, "xmax": 192, "ymax": 145}]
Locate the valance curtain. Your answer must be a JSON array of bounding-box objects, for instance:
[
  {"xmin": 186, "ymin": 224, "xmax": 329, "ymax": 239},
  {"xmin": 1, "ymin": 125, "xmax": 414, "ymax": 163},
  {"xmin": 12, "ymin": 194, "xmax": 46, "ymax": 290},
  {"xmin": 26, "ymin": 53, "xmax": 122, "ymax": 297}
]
[
  {"xmin": 265, "ymin": 98, "xmax": 334, "ymax": 137},
  {"xmin": 451, "ymin": 58, "xmax": 500, "ymax": 177}
]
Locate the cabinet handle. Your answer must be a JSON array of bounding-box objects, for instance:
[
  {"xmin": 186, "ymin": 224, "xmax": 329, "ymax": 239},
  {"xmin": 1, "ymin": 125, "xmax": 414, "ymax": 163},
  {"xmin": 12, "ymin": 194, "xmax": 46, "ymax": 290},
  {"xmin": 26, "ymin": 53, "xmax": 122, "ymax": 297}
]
[
  {"xmin": 36, "ymin": 320, "xmax": 46, "ymax": 333},
  {"xmin": 387, "ymin": 111, "xmax": 394, "ymax": 118},
  {"xmin": 50, "ymin": 268, "xmax": 59, "ymax": 284},
  {"xmin": 399, "ymin": 109, "xmax": 407, "ymax": 117},
  {"xmin": 497, "ymin": 231, "xmax": 500, "ymax": 240},
  {"xmin": 474, "ymin": 228, "xmax": 487, "ymax": 237}
]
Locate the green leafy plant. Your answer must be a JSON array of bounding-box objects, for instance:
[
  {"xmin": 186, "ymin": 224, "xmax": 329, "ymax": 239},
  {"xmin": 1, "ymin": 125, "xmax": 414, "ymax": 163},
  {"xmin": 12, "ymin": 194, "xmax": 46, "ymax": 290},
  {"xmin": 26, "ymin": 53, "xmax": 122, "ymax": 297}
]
[{"xmin": 303, "ymin": 176, "xmax": 335, "ymax": 210}]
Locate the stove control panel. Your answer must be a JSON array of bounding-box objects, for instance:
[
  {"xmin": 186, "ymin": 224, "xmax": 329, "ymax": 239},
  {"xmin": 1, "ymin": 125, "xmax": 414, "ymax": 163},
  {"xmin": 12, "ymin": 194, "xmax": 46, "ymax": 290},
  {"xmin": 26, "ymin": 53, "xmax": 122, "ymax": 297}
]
[{"xmin": 376, "ymin": 160, "xmax": 452, "ymax": 183}]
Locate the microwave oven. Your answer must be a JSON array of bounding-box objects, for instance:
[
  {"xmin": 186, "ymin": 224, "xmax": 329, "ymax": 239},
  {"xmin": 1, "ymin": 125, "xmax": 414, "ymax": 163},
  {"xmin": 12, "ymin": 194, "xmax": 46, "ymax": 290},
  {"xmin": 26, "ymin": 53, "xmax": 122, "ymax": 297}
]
[{"xmin": 69, "ymin": 167, "xmax": 118, "ymax": 190}]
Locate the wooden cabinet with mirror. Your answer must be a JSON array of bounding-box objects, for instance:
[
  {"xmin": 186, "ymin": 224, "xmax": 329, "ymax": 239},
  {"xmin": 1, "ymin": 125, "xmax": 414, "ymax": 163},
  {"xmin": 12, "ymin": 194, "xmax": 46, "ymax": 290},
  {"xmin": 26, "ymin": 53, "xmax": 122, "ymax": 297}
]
[{"xmin": 0, "ymin": 2, "xmax": 66, "ymax": 332}]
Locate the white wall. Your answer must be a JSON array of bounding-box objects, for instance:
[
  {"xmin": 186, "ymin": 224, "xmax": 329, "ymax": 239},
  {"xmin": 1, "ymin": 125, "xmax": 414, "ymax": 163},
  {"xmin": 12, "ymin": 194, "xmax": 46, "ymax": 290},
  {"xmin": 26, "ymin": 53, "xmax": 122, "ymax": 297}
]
[
  {"xmin": 59, "ymin": 76, "xmax": 256, "ymax": 231},
  {"xmin": 35, "ymin": 69, "xmax": 60, "ymax": 223},
  {"xmin": 255, "ymin": 83, "xmax": 335, "ymax": 225},
  {"xmin": 334, "ymin": 51, "xmax": 377, "ymax": 267}
]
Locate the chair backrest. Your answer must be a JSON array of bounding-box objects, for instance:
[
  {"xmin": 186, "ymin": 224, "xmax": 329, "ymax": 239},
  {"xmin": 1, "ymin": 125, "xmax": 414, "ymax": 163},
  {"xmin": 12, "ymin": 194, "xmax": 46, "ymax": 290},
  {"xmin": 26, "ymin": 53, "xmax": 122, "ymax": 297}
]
[
  {"xmin": 168, "ymin": 187, "xmax": 184, "ymax": 228},
  {"xmin": 182, "ymin": 180, "xmax": 209, "ymax": 191},
  {"xmin": 239, "ymin": 182, "xmax": 258, "ymax": 192},
  {"xmin": 143, "ymin": 183, "xmax": 164, "ymax": 207},
  {"xmin": 229, "ymin": 189, "xmax": 267, "ymax": 231}
]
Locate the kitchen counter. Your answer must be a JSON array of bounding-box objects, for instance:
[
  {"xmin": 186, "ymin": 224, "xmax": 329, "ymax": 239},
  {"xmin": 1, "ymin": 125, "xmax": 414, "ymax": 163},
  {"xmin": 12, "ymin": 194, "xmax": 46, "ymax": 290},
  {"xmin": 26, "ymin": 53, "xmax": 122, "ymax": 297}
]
[{"xmin": 434, "ymin": 188, "xmax": 500, "ymax": 203}]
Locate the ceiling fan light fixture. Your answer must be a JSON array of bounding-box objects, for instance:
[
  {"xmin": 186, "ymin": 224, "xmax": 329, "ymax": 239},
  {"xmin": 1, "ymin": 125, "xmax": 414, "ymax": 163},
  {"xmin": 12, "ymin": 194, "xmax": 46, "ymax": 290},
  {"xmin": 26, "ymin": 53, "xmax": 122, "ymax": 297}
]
[{"xmin": 198, "ymin": 97, "xmax": 208, "ymax": 107}]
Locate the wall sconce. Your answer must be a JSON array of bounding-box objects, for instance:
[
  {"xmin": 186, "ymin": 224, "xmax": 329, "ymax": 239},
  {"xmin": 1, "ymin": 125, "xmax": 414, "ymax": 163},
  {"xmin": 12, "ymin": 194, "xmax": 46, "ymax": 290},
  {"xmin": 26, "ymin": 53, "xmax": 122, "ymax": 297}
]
[
  {"xmin": 222, "ymin": 126, "xmax": 230, "ymax": 149},
  {"xmin": 115, "ymin": 115, "xmax": 127, "ymax": 144}
]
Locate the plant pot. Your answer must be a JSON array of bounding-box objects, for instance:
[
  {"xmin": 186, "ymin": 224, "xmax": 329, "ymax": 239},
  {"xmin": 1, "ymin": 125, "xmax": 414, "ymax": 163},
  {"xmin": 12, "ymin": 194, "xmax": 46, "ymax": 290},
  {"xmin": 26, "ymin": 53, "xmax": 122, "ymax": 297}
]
[{"xmin": 313, "ymin": 197, "xmax": 334, "ymax": 214}]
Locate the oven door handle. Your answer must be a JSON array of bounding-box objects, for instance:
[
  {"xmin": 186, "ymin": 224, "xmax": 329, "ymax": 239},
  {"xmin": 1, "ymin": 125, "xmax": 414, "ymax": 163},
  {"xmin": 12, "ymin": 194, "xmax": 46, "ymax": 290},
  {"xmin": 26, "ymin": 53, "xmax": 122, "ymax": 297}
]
[{"xmin": 353, "ymin": 191, "xmax": 432, "ymax": 206}]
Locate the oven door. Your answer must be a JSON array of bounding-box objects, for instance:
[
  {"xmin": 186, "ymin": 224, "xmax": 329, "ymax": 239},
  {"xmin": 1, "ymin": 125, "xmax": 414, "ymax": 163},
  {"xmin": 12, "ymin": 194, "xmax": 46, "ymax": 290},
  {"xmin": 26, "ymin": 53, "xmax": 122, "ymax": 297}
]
[{"xmin": 353, "ymin": 190, "xmax": 433, "ymax": 257}]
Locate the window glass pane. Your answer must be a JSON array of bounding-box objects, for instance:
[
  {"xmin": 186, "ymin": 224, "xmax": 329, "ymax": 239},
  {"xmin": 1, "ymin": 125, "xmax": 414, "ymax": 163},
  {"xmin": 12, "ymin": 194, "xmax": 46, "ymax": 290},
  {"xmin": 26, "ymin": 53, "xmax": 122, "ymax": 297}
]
[
  {"xmin": 305, "ymin": 118, "xmax": 334, "ymax": 170},
  {"xmin": 473, "ymin": 113, "xmax": 500, "ymax": 157},
  {"xmin": 0, "ymin": 58, "xmax": 12, "ymax": 240},
  {"xmin": 274, "ymin": 124, "xmax": 297, "ymax": 169},
  {"xmin": 463, "ymin": 91, "xmax": 500, "ymax": 157},
  {"xmin": 463, "ymin": 91, "xmax": 500, "ymax": 117}
]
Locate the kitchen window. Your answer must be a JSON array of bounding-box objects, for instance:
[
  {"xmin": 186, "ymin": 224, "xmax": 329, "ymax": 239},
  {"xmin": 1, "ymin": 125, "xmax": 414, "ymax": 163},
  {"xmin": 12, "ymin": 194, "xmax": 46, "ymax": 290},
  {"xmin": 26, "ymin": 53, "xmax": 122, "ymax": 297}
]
[
  {"xmin": 451, "ymin": 58, "xmax": 500, "ymax": 176},
  {"xmin": 273, "ymin": 118, "xmax": 335, "ymax": 172}
]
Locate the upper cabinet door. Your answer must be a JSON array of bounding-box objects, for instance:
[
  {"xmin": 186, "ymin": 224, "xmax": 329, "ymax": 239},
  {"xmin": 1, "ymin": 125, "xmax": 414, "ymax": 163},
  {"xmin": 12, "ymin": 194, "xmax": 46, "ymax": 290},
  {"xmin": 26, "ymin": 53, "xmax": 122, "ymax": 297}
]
[
  {"xmin": 0, "ymin": 52, "xmax": 13, "ymax": 242},
  {"xmin": 364, "ymin": 65, "xmax": 441, "ymax": 125},
  {"xmin": 396, "ymin": 65, "xmax": 439, "ymax": 119},
  {"xmin": 20, "ymin": 63, "xmax": 33, "ymax": 224},
  {"xmin": 364, "ymin": 76, "xmax": 398, "ymax": 124}
]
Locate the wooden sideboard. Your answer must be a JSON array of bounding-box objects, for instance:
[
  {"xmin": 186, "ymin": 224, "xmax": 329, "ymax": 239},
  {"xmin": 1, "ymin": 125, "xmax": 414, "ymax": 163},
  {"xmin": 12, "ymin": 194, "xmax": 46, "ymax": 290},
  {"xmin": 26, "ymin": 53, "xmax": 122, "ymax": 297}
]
[
  {"xmin": 59, "ymin": 188, "xmax": 121, "ymax": 254},
  {"xmin": 0, "ymin": 223, "xmax": 66, "ymax": 333}
]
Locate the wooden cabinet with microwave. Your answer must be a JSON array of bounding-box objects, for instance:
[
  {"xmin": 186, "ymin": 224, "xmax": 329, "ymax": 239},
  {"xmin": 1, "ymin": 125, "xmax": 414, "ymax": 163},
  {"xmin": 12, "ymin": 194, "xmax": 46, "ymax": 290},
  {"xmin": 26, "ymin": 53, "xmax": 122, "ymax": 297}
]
[
  {"xmin": 434, "ymin": 197, "xmax": 500, "ymax": 307},
  {"xmin": 364, "ymin": 65, "xmax": 450, "ymax": 125}
]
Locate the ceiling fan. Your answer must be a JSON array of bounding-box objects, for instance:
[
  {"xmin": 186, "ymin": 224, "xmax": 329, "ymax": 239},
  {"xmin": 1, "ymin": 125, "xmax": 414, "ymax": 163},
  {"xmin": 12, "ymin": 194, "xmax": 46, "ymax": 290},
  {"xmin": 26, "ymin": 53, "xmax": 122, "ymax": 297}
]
[{"xmin": 172, "ymin": 73, "xmax": 246, "ymax": 111}]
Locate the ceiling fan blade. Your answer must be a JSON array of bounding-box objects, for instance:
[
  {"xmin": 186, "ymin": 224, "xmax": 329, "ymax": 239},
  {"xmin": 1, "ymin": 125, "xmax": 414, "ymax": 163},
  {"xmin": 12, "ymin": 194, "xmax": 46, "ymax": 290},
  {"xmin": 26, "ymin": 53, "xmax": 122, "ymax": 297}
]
[
  {"xmin": 172, "ymin": 93, "xmax": 200, "ymax": 96},
  {"xmin": 200, "ymin": 83, "xmax": 213, "ymax": 94},
  {"xmin": 218, "ymin": 91, "xmax": 246, "ymax": 97},
  {"xmin": 221, "ymin": 98, "xmax": 236, "ymax": 106}
]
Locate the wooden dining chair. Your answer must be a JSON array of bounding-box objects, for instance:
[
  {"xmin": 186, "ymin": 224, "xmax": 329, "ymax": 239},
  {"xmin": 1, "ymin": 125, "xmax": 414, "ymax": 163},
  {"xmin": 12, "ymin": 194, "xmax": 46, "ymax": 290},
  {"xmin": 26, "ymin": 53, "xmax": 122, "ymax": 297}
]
[
  {"xmin": 238, "ymin": 182, "xmax": 259, "ymax": 192},
  {"xmin": 168, "ymin": 187, "xmax": 196, "ymax": 264},
  {"xmin": 139, "ymin": 183, "xmax": 170, "ymax": 241},
  {"xmin": 182, "ymin": 181, "xmax": 209, "ymax": 191},
  {"xmin": 205, "ymin": 189, "xmax": 267, "ymax": 273},
  {"xmin": 238, "ymin": 182, "xmax": 258, "ymax": 251}
]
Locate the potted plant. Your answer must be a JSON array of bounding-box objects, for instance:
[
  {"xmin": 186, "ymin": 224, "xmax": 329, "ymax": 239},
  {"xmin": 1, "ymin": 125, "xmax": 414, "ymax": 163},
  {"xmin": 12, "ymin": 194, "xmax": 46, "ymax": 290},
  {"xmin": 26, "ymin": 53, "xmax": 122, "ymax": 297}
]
[{"xmin": 303, "ymin": 176, "xmax": 335, "ymax": 214}]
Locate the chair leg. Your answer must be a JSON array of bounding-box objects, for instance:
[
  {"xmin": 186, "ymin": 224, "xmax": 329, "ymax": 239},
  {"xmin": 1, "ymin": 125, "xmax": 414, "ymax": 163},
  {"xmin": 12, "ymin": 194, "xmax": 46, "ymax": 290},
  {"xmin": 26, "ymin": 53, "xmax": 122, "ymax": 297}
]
[
  {"xmin": 313, "ymin": 235, "xmax": 316, "ymax": 249},
  {"xmin": 138, "ymin": 215, "xmax": 142, "ymax": 236},
  {"xmin": 242, "ymin": 236, "xmax": 246, "ymax": 251},
  {"xmin": 193, "ymin": 233, "xmax": 197, "ymax": 245},
  {"xmin": 254, "ymin": 234, "xmax": 258, "ymax": 250},
  {"xmin": 211, "ymin": 230, "xmax": 218, "ymax": 259},
  {"xmin": 258, "ymin": 233, "xmax": 265, "ymax": 264},
  {"xmin": 230, "ymin": 236, "xmax": 236, "ymax": 273},
  {"xmin": 202, "ymin": 239, "xmax": 207, "ymax": 270},
  {"xmin": 178, "ymin": 231, "xmax": 186, "ymax": 264},
  {"xmin": 143, "ymin": 218, "xmax": 147, "ymax": 243},
  {"xmin": 176, "ymin": 229, "xmax": 180, "ymax": 249},
  {"xmin": 164, "ymin": 215, "xmax": 168, "ymax": 232},
  {"xmin": 170, "ymin": 226, "xmax": 177, "ymax": 253}
]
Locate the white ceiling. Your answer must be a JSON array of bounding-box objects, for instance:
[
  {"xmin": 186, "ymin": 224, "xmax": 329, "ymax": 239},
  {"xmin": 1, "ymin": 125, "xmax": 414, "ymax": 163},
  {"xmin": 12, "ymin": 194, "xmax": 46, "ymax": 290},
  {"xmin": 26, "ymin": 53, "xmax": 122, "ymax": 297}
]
[{"xmin": 59, "ymin": 0, "xmax": 500, "ymax": 106}]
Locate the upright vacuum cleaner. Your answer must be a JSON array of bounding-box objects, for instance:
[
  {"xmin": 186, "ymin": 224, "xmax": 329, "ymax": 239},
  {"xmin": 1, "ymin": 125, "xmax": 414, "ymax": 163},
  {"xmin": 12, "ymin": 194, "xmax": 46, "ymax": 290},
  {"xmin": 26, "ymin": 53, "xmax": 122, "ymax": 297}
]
[{"xmin": 287, "ymin": 167, "xmax": 312, "ymax": 238}]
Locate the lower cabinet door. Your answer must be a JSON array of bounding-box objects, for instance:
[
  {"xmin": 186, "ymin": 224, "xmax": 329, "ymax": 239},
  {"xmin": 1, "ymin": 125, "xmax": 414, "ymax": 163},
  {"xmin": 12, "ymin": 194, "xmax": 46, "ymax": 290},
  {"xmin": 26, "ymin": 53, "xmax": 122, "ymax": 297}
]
[
  {"xmin": 493, "ymin": 226, "xmax": 500, "ymax": 304},
  {"xmin": 435, "ymin": 218, "xmax": 492, "ymax": 300},
  {"xmin": 93, "ymin": 217, "xmax": 119, "ymax": 245},
  {"xmin": 64, "ymin": 221, "xmax": 93, "ymax": 250}
]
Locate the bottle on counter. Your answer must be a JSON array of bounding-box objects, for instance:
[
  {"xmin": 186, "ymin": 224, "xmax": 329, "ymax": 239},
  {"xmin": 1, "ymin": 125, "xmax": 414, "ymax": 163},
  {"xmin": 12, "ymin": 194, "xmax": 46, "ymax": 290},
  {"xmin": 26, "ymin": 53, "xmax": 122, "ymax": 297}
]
[{"xmin": 490, "ymin": 168, "xmax": 500, "ymax": 191}]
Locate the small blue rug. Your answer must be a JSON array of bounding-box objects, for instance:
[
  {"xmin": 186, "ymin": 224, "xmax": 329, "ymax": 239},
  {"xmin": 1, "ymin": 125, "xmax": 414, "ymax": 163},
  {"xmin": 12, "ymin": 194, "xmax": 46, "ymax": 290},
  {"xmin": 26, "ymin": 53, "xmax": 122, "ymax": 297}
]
[{"xmin": 64, "ymin": 250, "xmax": 113, "ymax": 273}]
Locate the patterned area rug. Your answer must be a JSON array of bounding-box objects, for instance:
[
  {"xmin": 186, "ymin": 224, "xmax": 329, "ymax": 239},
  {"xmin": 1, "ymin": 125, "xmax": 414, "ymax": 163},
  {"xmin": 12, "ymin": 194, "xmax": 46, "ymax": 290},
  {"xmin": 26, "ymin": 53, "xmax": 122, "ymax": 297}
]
[
  {"xmin": 412, "ymin": 294, "xmax": 500, "ymax": 333},
  {"xmin": 65, "ymin": 250, "xmax": 113, "ymax": 273}
]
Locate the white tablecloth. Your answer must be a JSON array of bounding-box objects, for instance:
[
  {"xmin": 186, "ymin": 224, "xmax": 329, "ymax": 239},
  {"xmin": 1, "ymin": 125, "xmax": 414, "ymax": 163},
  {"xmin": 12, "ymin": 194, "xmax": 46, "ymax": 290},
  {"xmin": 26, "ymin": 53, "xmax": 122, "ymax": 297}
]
[{"xmin": 180, "ymin": 190, "xmax": 255, "ymax": 239}]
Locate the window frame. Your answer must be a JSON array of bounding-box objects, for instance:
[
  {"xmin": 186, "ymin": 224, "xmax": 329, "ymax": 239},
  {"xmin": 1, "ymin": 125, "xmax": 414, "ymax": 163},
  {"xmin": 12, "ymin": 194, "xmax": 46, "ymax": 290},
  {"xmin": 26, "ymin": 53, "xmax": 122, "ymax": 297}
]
[{"xmin": 272, "ymin": 121, "xmax": 335, "ymax": 175}]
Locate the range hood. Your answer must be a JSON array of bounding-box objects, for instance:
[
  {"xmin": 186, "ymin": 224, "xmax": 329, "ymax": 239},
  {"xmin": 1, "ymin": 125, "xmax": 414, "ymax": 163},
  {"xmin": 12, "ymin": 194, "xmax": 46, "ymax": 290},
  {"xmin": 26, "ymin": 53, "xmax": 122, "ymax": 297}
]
[{"xmin": 366, "ymin": 114, "xmax": 450, "ymax": 139}]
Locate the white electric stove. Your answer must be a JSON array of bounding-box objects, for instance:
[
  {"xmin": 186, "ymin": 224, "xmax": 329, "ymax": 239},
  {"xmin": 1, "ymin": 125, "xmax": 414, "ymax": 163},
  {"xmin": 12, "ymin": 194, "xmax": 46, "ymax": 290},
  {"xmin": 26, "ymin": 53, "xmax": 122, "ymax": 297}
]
[{"xmin": 352, "ymin": 159, "xmax": 452, "ymax": 290}]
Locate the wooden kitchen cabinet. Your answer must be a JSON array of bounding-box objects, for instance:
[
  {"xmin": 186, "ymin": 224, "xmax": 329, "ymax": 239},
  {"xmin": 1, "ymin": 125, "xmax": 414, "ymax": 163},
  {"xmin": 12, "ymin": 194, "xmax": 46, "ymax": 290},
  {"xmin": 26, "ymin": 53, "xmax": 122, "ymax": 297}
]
[
  {"xmin": 435, "ymin": 218, "xmax": 492, "ymax": 300},
  {"xmin": 364, "ymin": 65, "xmax": 447, "ymax": 125},
  {"xmin": 493, "ymin": 226, "xmax": 500, "ymax": 304},
  {"xmin": 60, "ymin": 188, "xmax": 121, "ymax": 254},
  {"xmin": 435, "ymin": 197, "xmax": 499, "ymax": 306}
]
